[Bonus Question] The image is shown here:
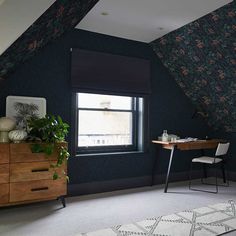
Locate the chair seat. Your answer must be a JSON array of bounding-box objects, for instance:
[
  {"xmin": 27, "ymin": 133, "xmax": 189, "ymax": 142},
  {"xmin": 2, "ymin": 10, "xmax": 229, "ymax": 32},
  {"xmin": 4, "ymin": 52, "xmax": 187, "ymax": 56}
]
[{"xmin": 192, "ymin": 156, "xmax": 222, "ymax": 164}]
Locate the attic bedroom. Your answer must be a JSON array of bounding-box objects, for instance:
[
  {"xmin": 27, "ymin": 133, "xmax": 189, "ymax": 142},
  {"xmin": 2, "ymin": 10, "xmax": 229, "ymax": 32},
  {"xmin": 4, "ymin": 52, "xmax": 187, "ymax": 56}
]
[{"xmin": 0, "ymin": 0, "xmax": 236, "ymax": 236}]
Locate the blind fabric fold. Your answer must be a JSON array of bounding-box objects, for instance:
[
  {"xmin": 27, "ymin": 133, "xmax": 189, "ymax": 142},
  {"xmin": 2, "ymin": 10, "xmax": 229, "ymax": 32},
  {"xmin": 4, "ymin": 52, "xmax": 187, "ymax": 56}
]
[{"xmin": 71, "ymin": 49, "xmax": 151, "ymax": 95}]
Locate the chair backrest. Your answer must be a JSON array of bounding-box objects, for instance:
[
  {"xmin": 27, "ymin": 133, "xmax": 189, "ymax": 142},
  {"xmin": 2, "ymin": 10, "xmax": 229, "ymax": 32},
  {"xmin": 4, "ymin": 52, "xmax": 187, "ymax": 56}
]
[{"xmin": 215, "ymin": 142, "xmax": 230, "ymax": 156}]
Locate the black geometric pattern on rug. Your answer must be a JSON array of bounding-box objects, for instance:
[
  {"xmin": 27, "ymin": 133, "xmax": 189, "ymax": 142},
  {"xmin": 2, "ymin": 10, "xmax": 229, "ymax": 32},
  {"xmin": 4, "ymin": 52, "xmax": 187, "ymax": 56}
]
[
  {"xmin": 80, "ymin": 200, "xmax": 236, "ymax": 236},
  {"xmin": 0, "ymin": 0, "xmax": 99, "ymax": 79}
]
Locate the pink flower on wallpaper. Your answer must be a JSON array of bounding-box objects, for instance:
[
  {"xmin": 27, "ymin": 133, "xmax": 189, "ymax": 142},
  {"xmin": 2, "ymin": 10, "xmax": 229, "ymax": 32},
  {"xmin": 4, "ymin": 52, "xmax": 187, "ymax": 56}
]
[
  {"xmin": 208, "ymin": 28, "xmax": 215, "ymax": 34},
  {"xmin": 209, "ymin": 60, "xmax": 215, "ymax": 64},
  {"xmin": 211, "ymin": 13, "xmax": 219, "ymax": 21},
  {"xmin": 218, "ymin": 70, "xmax": 225, "ymax": 79},
  {"xmin": 196, "ymin": 40, "xmax": 204, "ymax": 48},
  {"xmin": 181, "ymin": 66, "xmax": 189, "ymax": 76},
  {"xmin": 228, "ymin": 11, "xmax": 235, "ymax": 17},
  {"xmin": 159, "ymin": 38, "xmax": 167, "ymax": 45},
  {"xmin": 28, "ymin": 40, "xmax": 38, "ymax": 51},
  {"xmin": 57, "ymin": 5, "xmax": 65, "ymax": 17},
  {"xmin": 230, "ymin": 59, "xmax": 236, "ymax": 65},
  {"xmin": 176, "ymin": 36, "xmax": 183, "ymax": 42},
  {"xmin": 232, "ymin": 25, "xmax": 236, "ymax": 30}
]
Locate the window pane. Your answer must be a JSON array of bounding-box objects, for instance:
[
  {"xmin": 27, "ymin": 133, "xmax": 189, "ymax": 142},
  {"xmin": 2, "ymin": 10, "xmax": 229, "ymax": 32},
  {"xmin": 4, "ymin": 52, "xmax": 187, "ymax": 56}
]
[
  {"xmin": 78, "ymin": 93, "xmax": 132, "ymax": 110},
  {"xmin": 78, "ymin": 110, "xmax": 132, "ymax": 147}
]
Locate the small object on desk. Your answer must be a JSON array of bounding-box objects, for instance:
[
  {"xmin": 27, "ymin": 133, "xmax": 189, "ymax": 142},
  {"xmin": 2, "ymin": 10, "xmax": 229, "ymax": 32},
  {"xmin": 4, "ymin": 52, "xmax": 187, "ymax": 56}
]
[
  {"xmin": 175, "ymin": 137, "xmax": 198, "ymax": 143},
  {"xmin": 162, "ymin": 130, "xmax": 168, "ymax": 142}
]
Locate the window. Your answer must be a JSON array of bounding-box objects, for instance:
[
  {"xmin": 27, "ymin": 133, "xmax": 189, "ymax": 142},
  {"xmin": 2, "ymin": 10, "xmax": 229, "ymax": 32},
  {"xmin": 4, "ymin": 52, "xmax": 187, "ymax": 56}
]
[{"xmin": 76, "ymin": 93, "xmax": 144, "ymax": 154}]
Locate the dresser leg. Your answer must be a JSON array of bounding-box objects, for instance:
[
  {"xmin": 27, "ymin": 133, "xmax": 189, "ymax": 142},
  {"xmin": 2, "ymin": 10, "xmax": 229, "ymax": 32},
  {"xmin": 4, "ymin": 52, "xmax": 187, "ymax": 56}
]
[{"xmin": 58, "ymin": 196, "xmax": 66, "ymax": 207}]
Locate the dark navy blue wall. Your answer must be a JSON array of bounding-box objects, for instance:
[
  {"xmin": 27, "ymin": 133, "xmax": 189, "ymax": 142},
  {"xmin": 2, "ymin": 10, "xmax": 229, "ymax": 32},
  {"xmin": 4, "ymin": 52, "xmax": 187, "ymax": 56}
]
[{"xmin": 0, "ymin": 29, "xmax": 211, "ymax": 194}]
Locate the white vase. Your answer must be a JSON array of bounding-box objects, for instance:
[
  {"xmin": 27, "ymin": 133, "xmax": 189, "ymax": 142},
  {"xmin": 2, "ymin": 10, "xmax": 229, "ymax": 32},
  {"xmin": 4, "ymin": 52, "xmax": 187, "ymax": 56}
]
[
  {"xmin": 8, "ymin": 130, "xmax": 27, "ymax": 143},
  {"xmin": 0, "ymin": 117, "xmax": 16, "ymax": 143}
]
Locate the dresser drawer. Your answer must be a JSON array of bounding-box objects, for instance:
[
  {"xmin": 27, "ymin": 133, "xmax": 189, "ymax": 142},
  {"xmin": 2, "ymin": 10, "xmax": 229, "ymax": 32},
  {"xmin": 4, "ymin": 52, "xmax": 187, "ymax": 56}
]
[
  {"xmin": 0, "ymin": 183, "xmax": 9, "ymax": 203},
  {"xmin": 0, "ymin": 144, "xmax": 9, "ymax": 164},
  {"xmin": 10, "ymin": 143, "xmax": 66, "ymax": 163},
  {"xmin": 10, "ymin": 179, "xmax": 67, "ymax": 202},
  {"xmin": 10, "ymin": 162, "xmax": 66, "ymax": 182},
  {"xmin": 0, "ymin": 164, "xmax": 9, "ymax": 184}
]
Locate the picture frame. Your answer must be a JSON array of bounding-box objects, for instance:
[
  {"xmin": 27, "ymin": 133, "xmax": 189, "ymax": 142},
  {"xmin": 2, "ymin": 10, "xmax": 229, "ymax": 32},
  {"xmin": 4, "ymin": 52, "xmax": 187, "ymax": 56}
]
[{"xmin": 6, "ymin": 95, "xmax": 46, "ymax": 130}]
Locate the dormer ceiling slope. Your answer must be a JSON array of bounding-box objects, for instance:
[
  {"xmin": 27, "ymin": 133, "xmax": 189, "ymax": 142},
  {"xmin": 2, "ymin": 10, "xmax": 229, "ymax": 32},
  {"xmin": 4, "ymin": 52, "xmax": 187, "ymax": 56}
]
[
  {"xmin": 0, "ymin": 0, "xmax": 99, "ymax": 79},
  {"xmin": 151, "ymin": 1, "xmax": 236, "ymax": 132}
]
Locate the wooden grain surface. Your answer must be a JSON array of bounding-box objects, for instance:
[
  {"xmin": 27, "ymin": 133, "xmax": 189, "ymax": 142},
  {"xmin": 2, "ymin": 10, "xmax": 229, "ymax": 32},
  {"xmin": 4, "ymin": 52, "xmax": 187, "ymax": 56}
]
[
  {"xmin": 152, "ymin": 139, "xmax": 222, "ymax": 150},
  {"xmin": 10, "ymin": 179, "xmax": 67, "ymax": 202},
  {"xmin": 10, "ymin": 161, "xmax": 65, "ymax": 182},
  {"xmin": 0, "ymin": 164, "xmax": 9, "ymax": 184},
  {"xmin": 0, "ymin": 143, "xmax": 10, "ymax": 164},
  {"xmin": 0, "ymin": 183, "xmax": 9, "ymax": 204}
]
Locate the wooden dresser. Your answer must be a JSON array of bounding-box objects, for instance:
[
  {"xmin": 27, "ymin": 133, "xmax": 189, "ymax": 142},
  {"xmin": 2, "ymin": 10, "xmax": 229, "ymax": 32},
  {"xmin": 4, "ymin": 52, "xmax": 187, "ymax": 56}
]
[{"xmin": 0, "ymin": 143, "xmax": 67, "ymax": 207}]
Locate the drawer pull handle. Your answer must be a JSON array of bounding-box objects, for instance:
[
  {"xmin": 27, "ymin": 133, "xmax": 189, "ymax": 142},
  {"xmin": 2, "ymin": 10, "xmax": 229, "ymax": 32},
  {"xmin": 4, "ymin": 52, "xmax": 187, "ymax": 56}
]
[
  {"xmin": 31, "ymin": 187, "xmax": 49, "ymax": 192},
  {"xmin": 31, "ymin": 168, "xmax": 49, "ymax": 172}
]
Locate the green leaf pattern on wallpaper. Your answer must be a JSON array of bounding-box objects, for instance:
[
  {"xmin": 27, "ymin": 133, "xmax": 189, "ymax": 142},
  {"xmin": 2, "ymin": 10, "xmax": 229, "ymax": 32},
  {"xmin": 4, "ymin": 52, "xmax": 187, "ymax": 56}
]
[
  {"xmin": 0, "ymin": 0, "xmax": 99, "ymax": 78},
  {"xmin": 151, "ymin": 2, "xmax": 236, "ymax": 132}
]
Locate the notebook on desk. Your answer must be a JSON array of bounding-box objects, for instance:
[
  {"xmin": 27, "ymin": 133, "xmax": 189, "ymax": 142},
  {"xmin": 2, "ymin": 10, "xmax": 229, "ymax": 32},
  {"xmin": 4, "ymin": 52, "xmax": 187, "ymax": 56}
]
[{"xmin": 175, "ymin": 137, "xmax": 198, "ymax": 143}]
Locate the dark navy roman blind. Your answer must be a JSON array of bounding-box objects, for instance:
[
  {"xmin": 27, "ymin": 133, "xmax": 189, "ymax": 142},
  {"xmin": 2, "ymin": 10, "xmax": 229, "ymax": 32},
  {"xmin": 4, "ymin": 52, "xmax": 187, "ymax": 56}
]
[{"xmin": 71, "ymin": 49, "xmax": 150, "ymax": 95}]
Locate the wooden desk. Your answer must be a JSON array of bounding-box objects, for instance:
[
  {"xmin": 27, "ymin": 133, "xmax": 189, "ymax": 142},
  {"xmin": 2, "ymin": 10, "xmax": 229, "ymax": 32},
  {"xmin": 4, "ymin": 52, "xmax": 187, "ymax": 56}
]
[{"xmin": 152, "ymin": 139, "xmax": 222, "ymax": 193}]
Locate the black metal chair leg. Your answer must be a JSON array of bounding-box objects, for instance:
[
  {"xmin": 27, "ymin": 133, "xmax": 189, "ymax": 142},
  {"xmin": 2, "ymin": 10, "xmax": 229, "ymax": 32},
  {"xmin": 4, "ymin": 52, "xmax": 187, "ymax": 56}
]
[
  {"xmin": 189, "ymin": 163, "xmax": 219, "ymax": 194},
  {"xmin": 203, "ymin": 164, "xmax": 207, "ymax": 179},
  {"xmin": 215, "ymin": 167, "xmax": 218, "ymax": 193},
  {"xmin": 221, "ymin": 162, "xmax": 226, "ymax": 184},
  {"xmin": 189, "ymin": 162, "xmax": 193, "ymax": 190}
]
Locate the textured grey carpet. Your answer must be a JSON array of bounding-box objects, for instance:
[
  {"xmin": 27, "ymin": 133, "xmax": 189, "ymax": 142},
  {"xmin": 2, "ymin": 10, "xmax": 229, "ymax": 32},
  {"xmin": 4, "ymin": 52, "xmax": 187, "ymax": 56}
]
[{"xmin": 0, "ymin": 180, "xmax": 236, "ymax": 236}]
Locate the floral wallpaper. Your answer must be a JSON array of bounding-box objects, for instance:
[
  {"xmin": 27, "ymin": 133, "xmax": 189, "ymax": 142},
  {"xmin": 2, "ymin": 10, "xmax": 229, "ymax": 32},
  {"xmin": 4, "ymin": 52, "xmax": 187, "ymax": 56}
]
[
  {"xmin": 151, "ymin": 1, "xmax": 236, "ymax": 132},
  {"xmin": 0, "ymin": 0, "xmax": 99, "ymax": 79}
]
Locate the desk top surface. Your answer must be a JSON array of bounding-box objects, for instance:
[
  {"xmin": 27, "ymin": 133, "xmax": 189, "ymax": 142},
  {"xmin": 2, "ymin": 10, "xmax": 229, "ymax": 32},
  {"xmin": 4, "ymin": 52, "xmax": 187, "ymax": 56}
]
[{"xmin": 152, "ymin": 139, "xmax": 223, "ymax": 150}]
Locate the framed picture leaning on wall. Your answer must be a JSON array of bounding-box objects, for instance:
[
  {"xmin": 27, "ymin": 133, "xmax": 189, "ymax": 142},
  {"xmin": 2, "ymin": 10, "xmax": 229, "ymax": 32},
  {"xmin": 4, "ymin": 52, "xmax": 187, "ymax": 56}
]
[{"xmin": 6, "ymin": 96, "xmax": 46, "ymax": 130}]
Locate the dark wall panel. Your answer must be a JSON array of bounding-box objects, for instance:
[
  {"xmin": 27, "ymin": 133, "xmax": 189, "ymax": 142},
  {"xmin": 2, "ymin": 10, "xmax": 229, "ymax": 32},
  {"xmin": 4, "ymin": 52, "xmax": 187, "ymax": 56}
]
[{"xmin": 0, "ymin": 29, "xmax": 211, "ymax": 193}]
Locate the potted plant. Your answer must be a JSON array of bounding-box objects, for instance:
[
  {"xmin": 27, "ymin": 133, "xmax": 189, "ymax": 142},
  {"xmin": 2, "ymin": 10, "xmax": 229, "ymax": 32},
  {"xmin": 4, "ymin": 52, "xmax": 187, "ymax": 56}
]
[{"xmin": 28, "ymin": 114, "xmax": 70, "ymax": 180}]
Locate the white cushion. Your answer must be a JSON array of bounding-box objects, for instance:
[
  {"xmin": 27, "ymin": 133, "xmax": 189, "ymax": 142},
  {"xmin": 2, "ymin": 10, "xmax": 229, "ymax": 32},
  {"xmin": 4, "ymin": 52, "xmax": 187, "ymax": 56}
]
[{"xmin": 192, "ymin": 156, "xmax": 222, "ymax": 164}]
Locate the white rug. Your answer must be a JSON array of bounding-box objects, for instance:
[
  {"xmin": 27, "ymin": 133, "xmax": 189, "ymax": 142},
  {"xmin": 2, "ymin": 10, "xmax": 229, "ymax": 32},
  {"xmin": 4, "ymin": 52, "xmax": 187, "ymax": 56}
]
[{"xmin": 76, "ymin": 200, "xmax": 236, "ymax": 236}]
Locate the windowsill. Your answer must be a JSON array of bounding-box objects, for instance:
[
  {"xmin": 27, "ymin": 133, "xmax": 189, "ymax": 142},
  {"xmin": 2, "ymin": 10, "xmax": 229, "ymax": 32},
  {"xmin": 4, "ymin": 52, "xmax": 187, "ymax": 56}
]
[{"xmin": 76, "ymin": 150, "xmax": 146, "ymax": 158}]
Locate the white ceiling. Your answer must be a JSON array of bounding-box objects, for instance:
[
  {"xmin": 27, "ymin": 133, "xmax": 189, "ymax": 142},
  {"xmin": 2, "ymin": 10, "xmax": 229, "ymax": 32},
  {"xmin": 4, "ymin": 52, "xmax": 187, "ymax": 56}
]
[
  {"xmin": 77, "ymin": 0, "xmax": 232, "ymax": 43},
  {"xmin": 0, "ymin": 0, "xmax": 55, "ymax": 56}
]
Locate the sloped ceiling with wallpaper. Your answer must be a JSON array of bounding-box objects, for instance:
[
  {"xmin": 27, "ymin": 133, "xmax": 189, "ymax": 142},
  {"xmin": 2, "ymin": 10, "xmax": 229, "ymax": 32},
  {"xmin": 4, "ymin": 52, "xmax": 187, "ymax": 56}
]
[
  {"xmin": 151, "ymin": 1, "xmax": 236, "ymax": 132},
  {"xmin": 0, "ymin": 0, "xmax": 99, "ymax": 79}
]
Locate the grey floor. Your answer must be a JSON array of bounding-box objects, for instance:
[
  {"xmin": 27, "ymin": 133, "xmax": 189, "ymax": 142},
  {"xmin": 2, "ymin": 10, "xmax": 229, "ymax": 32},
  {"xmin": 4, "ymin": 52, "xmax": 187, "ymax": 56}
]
[{"xmin": 1, "ymin": 180, "xmax": 236, "ymax": 236}]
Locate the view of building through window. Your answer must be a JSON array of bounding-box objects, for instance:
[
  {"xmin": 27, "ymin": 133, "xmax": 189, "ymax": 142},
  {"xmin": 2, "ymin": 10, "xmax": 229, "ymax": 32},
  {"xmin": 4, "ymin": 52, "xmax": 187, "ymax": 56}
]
[{"xmin": 77, "ymin": 93, "xmax": 134, "ymax": 148}]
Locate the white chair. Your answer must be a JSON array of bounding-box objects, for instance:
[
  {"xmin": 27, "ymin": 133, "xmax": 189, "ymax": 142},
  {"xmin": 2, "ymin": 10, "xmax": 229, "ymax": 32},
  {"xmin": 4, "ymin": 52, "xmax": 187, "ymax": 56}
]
[{"xmin": 189, "ymin": 142, "xmax": 230, "ymax": 193}]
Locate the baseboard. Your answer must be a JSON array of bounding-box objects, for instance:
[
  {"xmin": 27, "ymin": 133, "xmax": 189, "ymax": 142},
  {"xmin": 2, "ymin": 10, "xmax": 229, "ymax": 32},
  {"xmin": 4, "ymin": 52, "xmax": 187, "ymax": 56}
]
[
  {"xmin": 68, "ymin": 170, "xmax": 203, "ymax": 196},
  {"xmin": 68, "ymin": 175, "xmax": 151, "ymax": 196},
  {"xmin": 225, "ymin": 171, "xmax": 236, "ymax": 181},
  {"xmin": 68, "ymin": 169, "xmax": 235, "ymax": 196}
]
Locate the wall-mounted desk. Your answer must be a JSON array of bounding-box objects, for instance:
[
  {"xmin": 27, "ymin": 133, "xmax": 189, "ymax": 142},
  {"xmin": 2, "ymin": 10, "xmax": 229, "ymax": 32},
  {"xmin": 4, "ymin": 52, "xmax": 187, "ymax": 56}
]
[{"xmin": 152, "ymin": 139, "xmax": 222, "ymax": 193}]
